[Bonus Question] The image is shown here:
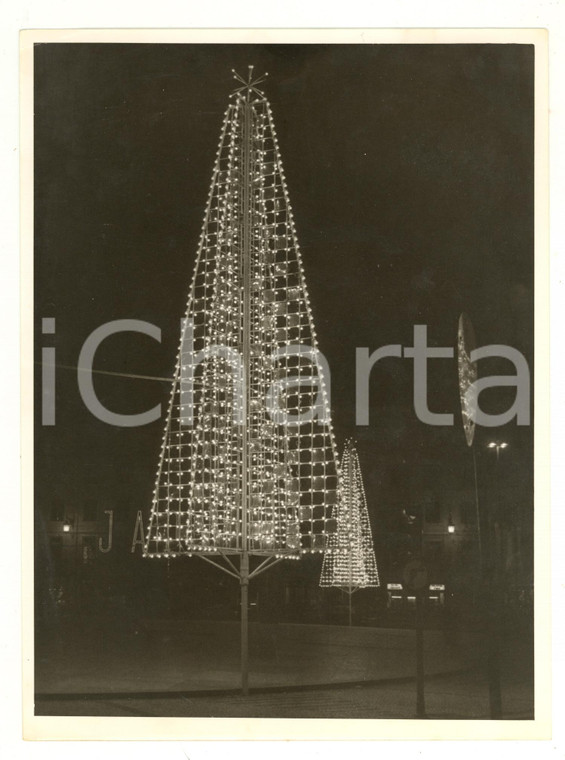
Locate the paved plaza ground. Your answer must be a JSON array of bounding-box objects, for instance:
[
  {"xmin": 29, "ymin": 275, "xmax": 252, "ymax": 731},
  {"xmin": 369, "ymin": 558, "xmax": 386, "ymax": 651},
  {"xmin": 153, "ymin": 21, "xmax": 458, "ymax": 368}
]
[
  {"xmin": 34, "ymin": 617, "xmax": 533, "ymax": 719},
  {"xmin": 35, "ymin": 667, "xmax": 534, "ymax": 719}
]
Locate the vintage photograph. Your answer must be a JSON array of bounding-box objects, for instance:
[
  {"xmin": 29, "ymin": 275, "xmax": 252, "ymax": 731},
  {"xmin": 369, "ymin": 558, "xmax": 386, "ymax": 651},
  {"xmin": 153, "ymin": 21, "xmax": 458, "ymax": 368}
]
[{"xmin": 27, "ymin": 36, "xmax": 544, "ymax": 732}]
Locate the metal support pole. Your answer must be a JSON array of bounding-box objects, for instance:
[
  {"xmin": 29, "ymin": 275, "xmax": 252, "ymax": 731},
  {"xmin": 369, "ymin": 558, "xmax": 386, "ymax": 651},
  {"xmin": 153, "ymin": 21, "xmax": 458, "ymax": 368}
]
[
  {"xmin": 472, "ymin": 448, "xmax": 483, "ymax": 571},
  {"xmin": 240, "ymin": 552, "xmax": 249, "ymax": 696},
  {"xmin": 416, "ymin": 589, "xmax": 425, "ymax": 718},
  {"xmin": 348, "ymin": 592, "xmax": 352, "ymax": 627},
  {"xmin": 487, "ymin": 609, "xmax": 502, "ymax": 718},
  {"xmin": 239, "ymin": 70, "xmax": 253, "ymax": 698},
  {"xmin": 474, "ymin": 446, "xmax": 502, "ymax": 718},
  {"xmin": 416, "ymin": 506, "xmax": 426, "ymax": 718},
  {"xmin": 487, "ymin": 448, "xmax": 503, "ymax": 718},
  {"xmin": 485, "ymin": 553, "xmax": 502, "ymax": 719}
]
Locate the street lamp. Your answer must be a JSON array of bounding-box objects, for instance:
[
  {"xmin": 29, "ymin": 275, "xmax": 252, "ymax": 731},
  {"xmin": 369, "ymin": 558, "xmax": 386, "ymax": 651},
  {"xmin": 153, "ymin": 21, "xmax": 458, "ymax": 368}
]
[
  {"xmin": 447, "ymin": 513, "xmax": 455, "ymax": 534},
  {"xmin": 487, "ymin": 441, "xmax": 508, "ymax": 460},
  {"xmin": 61, "ymin": 515, "xmax": 80, "ymax": 606}
]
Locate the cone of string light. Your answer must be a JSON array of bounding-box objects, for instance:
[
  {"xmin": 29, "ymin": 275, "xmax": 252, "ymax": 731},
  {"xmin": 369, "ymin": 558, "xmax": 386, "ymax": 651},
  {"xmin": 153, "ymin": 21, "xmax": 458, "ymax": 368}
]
[
  {"xmin": 144, "ymin": 79, "xmax": 340, "ymax": 560},
  {"xmin": 320, "ymin": 440, "xmax": 379, "ymax": 589}
]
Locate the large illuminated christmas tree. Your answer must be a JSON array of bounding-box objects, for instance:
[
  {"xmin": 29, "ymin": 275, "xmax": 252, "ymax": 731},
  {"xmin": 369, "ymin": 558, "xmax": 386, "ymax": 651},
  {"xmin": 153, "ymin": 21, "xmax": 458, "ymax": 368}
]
[
  {"xmin": 144, "ymin": 68, "xmax": 340, "ymax": 691},
  {"xmin": 320, "ymin": 439, "xmax": 379, "ymax": 624}
]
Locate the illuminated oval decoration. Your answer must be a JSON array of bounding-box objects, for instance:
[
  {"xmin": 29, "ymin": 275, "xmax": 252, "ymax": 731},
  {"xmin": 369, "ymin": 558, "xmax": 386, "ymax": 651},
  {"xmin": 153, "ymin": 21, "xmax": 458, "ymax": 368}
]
[{"xmin": 457, "ymin": 312, "xmax": 478, "ymax": 447}]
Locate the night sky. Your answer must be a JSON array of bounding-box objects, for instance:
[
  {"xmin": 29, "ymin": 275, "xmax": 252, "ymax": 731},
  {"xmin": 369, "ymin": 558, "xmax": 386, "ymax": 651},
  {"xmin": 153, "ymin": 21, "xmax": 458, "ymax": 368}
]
[{"xmin": 34, "ymin": 43, "xmax": 534, "ymax": 550}]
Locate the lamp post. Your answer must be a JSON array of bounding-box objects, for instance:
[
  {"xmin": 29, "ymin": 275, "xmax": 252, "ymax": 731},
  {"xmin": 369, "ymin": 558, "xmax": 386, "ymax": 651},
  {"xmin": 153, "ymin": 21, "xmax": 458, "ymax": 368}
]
[
  {"xmin": 487, "ymin": 441, "xmax": 508, "ymax": 566},
  {"xmin": 62, "ymin": 515, "xmax": 80, "ymax": 607},
  {"xmin": 485, "ymin": 440, "xmax": 508, "ymax": 719},
  {"xmin": 404, "ymin": 505, "xmax": 426, "ymax": 719},
  {"xmin": 488, "ymin": 441, "xmax": 508, "ymax": 574}
]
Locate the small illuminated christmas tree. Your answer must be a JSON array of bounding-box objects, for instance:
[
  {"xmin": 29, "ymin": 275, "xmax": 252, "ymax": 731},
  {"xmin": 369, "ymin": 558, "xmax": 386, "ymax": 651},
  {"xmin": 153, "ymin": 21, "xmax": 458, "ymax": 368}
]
[
  {"xmin": 320, "ymin": 439, "xmax": 379, "ymax": 624},
  {"xmin": 143, "ymin": 67, "xmax": 340, "ymax": 692}
]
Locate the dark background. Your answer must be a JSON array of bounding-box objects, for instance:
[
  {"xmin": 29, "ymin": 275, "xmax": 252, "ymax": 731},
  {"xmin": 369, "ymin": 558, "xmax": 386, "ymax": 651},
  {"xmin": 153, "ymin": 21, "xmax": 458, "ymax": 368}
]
[{"xmin": 33, "ymin": 43, "xmax": 534, "ymax": 632}]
